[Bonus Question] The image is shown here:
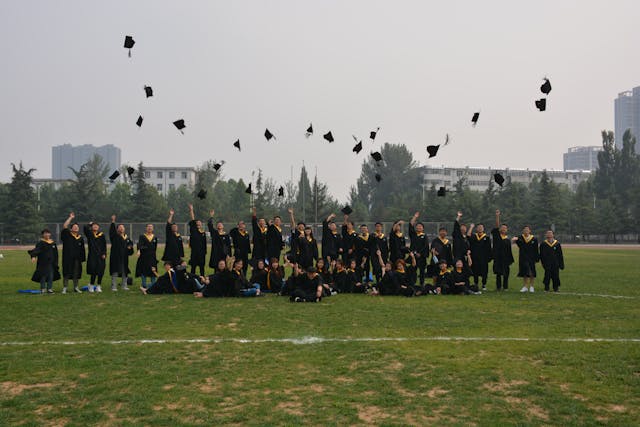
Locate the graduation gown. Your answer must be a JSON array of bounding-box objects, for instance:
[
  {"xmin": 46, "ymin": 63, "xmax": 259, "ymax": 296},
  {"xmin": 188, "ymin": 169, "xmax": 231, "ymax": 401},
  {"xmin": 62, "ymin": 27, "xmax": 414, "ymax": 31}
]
[
  {"xmin": 229, "ymin": 228, "xmax": 251, "ymax": 261},
  {"xmin": 409, "ymin": 225, "xmax": 429, "ymax": 262},
  {"xmin": 378, "ymin": 271, "xmax": 399, "ymax": 295},
  {"xmin": 28, "ymin": 239, "xmax": 60, "ymax": 283},
  {"xmin": 266, "ymin": 224, "xmax": 284, "ymax": 260},
  {"xmin": 60, "ymin": 228, "xmax": 86, "ymax": 279},
  {"xmin": 146, "ymin": 269, "xmax": 179, "ymax": 294},
  {"xmin": 515, "ymin": 235, "xmax": 539, "ymax": 277},
  {"xmin": 208, "ymin": 219, "xmax": 232, "ymax": 268},
  {"xmin": 135, "ymin": 233, "xmax": 158, "ymax": 277},
  {"xmin": 251, "ymin": 215, "xmax": 268, "ymax": 261},
  {"xmin": 429, "ymin": 237, "xmax": 453, "ymax": 275},
  {"xmin": 163, "ymin": 222, "xmax": 184, "ymax": 263},
  {"xmin": 265, "ymin": 266, "xmax": 285, "ymax": 292},
  {"xmin": 188, "ymin": 221, "xmax": 207, "ymax": 267},
  {"xmin": 321, "ymin": 220, "xmax": 342, "ymax": 261},
  {"xmin": 109, "ymin": 223, "xmax": 134, "ymax": 276},
  {"xmin": 491, "ymin": 228, "xmax": 514, "ymax": 275},
  {"xmin": 539, "ymin": 240, "xmax": 564, "ymax": 272},
  {"xmin": 200, "ymin": 272, "xmax": 228, "ymax": 298},
  {"xmin": 341, "ymin": 226, "xmax": 358, "ymax": 261},
  {"xmin": 356, "ymin": 233, "xmax": 376, "ymax": 263},
  {"xmin": 389, "ymin": 232, "xmax": 407, "ymax": 263},
  {"xmin": 373, "ymin": 232, "xmax": 389, "ymax": 262},
  {"xmin": 469, "ymin": 232, "xmax": 492, "ymax": 276},
  {"xmin": 452, "ymin": 220, "xmax": 470, "ymax": 263},
  {"xmin": 297, "ymin": 236, "xmax": 319, "ymax": 269},
  {"xmin": 83, "ymin": 225, "xmax": 106, "ymax": 276}
]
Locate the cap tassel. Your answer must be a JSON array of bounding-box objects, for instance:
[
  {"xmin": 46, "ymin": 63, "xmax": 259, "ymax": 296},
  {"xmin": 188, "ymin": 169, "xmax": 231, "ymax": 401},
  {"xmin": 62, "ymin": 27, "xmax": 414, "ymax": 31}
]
[{"xmin": 128, "ymin": 49, "xmax": 131, "ymax": 58}]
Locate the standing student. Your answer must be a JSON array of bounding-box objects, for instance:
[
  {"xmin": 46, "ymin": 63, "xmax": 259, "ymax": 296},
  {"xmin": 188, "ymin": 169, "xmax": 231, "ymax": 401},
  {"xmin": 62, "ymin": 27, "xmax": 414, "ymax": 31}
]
[
  {"xmin": 539, "ymin": 230, "xmax": 565, "ymax": 292},
  {"xmin": 513, "ymin": 225, "xmax": 540, "ymax": 293},
  {"xmin": 372, "ymin": 222, "xmax": 389, "ymax": 282},
  {"xmin": 409, "ymin": 212, "xmax": 429, "ymax": 286},
  {"xmin": 389, "ymin": 220, "xmax": 407, "ymax": 264},
  {"xmin": 187, "ymin": 204, "xmax": 207, "ymax": 276},
  {"xmin": 60, "ymin": 212, "xmax": 86, "ymax": 294},
  {"xmin": 135, "ymin": 223, "xmax": 158, "ymax": 289},
  {"xmin": 452, "ymin": 211, "xmax": 472, "ymax": 267},
  {"xmin": 266, "ymin": 214, "xmax": 285, "ymax": 263},
  {"xmin": 297, "ymin": 226, "xmax": 319, "ymax": 269},
  {"xmin": 28, "ymin": 228, "xmax": 60, "ymax": 293},
  {"xmin": 468, "ymin": 223, "xmax": 492, "ymax": 291},
  {"xmin": 341, "ymin": 214, "xmax": 358, "ymax": 262},
  {"xmin": 321, "ymin": 213, "xmax": 343, "ymax": 263},
  {"xmin": 109, "ymin": 214, "xmax": 134, "ymax": 291},
  {"xmin": 286, "ymin": 208, "xmax": 305, "ymax": 264},
  {"xmin": 429, "ymin": 227, "xmax": 453, "ymax": 281},
  {"xmin": 251, "ymin": 206, "xmax": 268, "ymax": 266},
  {"xmin": 207, "ymin": 209, "xmax": 232, "ymax": 268},
  {"xmin": 356, "ymin": 224, "xmax": 376, "ymax": 283},
  {"xmin": 491, "ymin": 210, "xmax": 514, "ymax": 291},
  {"xmin": 163, "ymin": 209, "xmax": 184, "ymax": 264},
  {"xmin": 84, "ymin": 221, "xmax": 107, "ymax": 293},
  {"xmin": 230, "ymin": 219, "xmax": 251, "ymax": 276}
]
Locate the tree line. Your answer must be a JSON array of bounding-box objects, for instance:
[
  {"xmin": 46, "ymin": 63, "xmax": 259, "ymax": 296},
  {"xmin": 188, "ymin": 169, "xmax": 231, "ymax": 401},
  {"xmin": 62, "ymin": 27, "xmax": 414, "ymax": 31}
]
[{"xmin": 1, "ymin": 130, "xmax": 638, "ymax": 243}]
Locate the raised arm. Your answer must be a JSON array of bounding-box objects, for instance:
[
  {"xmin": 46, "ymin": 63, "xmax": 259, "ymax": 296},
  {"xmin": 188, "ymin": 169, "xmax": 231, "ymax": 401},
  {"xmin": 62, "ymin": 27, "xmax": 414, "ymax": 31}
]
[
  {"xmin": 167, "ymin": 209, "xmax": 175, "ymax": 224},
  {"xmin": 288, "ymin": 208, "xmax": 295, "ymax": 231},
  {"xmin": 188, "ymin": 204, "xmax": 195, "ymax": 221},
  {"xmin": 467, "ymin": 223, "xmax": 475, "ymax": 237},
  {"xmin": 495, "ymin": 210, "xmax": 501, "ymax": 229},
  {"xmin": 410, "ymin": 211, "xmax": 419, "ymax": 228},
  {"xmin": 63, "ymin": 212, "xmax": 75, "ymax": 230}
]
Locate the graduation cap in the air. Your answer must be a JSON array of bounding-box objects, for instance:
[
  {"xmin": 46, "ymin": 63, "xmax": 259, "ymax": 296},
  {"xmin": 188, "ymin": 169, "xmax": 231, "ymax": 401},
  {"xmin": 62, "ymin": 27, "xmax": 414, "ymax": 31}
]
[
  {"xmin": 126, "ymin": 166, "xmax": 135, "ymax": 177},
  {"xmin": 136, "ymin": 115, "xmax": 143, "ymax": 127},
  {"xmin": 124, "ymin": 35, "xmax": 135, "ymax": 57},
  {"xmin": 109, "ymin": 170, "xmax": 120, "ymax": 181},
  {"xmin": 213, "ymin": 163, "xmax": 222, "ymax": 171},
  {"xmin": 173, "ymin": 119, "xmax": 186, "ymax": 134},
  {"xmin": 144, "ymin": 86, "xmax": 153, "ymax": 98},
  {"xmin": 535, "ymin": 98, "xmax": 547, "ymax": 112},
  {"xmin": 323, "ymin": 131, "xmax": 334, "ymax": 143},
  {"xmin": 371, "ymin": 152, "xmax": 383, "ymax": 162},
  {"xmin": 493, "ymin": 173, "xmax": 505, "ymax": 187},
  {"xmin": 437, "ymin": 186, "xmax": 447, "ymax": 197},
  {"xmin": 245, "ymin": 183, "xmax": 252, "ymax": 194},
  {"xmin": 427, "ymin": 145, "xmax": 440, "ymax": 158},
  {"xmin": 278, "ymin": 186, "xmax": 284, "ymax": 197},
  {"xmin": 197, "ymin": 189, "xmax": 207, "ymax": 200},
  {"xmin": 305, "ymin": 123, "xmax": 313, "ymax": 138},
  {"xmin": 233, "ymin": 139, "xmax": 241, "ymax": 151},
  {"xmin": 370, "ymin": 127, "xmax": 380, "ymax": 140},
  {"xmin": 341, "ymin": 205, "xmax": 353, "ymax": 215},
  {"xmin": 541, "ymin": 78, "xmax": 552, "ymax": 95},
  {"xmin": 472, "ymin": 112, "xmax": 480, "ymax": 127},
  {"xmin": 375, "ymin": 173, "xmax": 382, "ymax": 182},
  {"xmin": 353, "ymin": 141, "xmax": 363, "ymax": 154},
  {"xmin": 264, "ymin": 129, "xmax": 275, "ymax": 141}
]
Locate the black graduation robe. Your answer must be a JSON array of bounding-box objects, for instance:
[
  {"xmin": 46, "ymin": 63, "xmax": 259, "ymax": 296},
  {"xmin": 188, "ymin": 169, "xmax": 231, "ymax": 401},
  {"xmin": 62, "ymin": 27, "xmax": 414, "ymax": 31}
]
[
  {"xmin": 539, "ymin": 239, "xmax": 564, "ymax": 272},
  {"xmin": 373, "ymin": 232, "xmax": 389, "ymax": 262},
  {"xmin": 109, "ymin": 223, "xmax": 134, "ymax": 276},
  {"xmin": 28, "ymin": 239, "xmax": 60, "ymax": 283},
  {"xmin": 163, "ymin": 222, "xmax": 184, "ymax": 263},
  {"xmin": 515, "ymin": 234, "xmax": 539, "ymax": 277},
  {"xmin": 297, "ymin": 236, "xmax": 319, "ymax": 268},
  {"xmin": 208, "ymin": 219, "xmax": 232, "ymax": 267},
  {"xmin": 266, "ymin": 224, "xmax": 284, "ymax": 260},
  {"xmin": 135, "ymin": 233, "xmax": 158, "ymax": 277},
  {"xmin": 321, "ymin": 220, "xmax": 342, "ymax": 261},
  {"xmin": 491, "ymin": 228, "xmax": 514, "ymax": 275},
  {"xmin": 229, "ymin": 228, "xmax": 251, "ymax": 261},
  {"xmin": 341, "ymin": 226, "xmax": 358, "ymax": 261},
  {"xmin": 188, "ymin": 220, "xmax": 207, "ymax": 268},
  {"xmin": 60, "ymin": 228, "xmax": 86, "ymax": 279},
  {"xmin": 251, "ymin": 215, "xmax": 268, "ymax": 261},
  {"xmin": 469, "ymin": 232, "xmax": 492, "ymax": 276},
  {"xmin": 430, "ymin": 237, "xmax": 453, "ymax": 269},
  {"xmin": 452, "ymin": 220, "xmax": 470, "ymax": 263},
  {"xmin": 409, "ymin": 225, "xmax": 429, "ymax": 261},
  {"xmin": 83, "ymin": 225, "xmax": 106, "ymax": 276},
  {"xmin": 389, "ymin": 232, "xmax": 407, "ymax": 263}
]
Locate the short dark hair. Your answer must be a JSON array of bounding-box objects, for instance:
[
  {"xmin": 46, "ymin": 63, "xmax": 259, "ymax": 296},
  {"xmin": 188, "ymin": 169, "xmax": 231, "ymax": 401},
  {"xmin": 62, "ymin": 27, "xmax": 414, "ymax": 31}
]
[
  {"xmin": 360, "ymin": 224, "xmax": 368, "ymax": 228},
  {"xmin": 273, "ymin": 215, "xmax": 281, "ymax": 220},
  {"xmin": 374, "ymin": 222, "xmax": 383, "ymax": 226},
  {"xmin": 41, "ymin": 228, "xmax": 51, "ymax": 235},
  {"xmin": 438, "ymin": 227, "xmax": 447, "ymax": 232}
]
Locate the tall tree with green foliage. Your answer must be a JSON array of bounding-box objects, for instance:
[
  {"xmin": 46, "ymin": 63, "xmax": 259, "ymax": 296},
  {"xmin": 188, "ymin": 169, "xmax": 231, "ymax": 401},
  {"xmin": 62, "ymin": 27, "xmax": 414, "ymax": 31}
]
[
  {"xmin": 130, "ymin": 163, "xmax": 167, "ymax": 222},
  {"xmin": 66, "ymin": 154, "xmax": 110, "ymax": 220},
  {"xmin": 6, "ymin": 162, "xmax": 41, "ymax": 243}
]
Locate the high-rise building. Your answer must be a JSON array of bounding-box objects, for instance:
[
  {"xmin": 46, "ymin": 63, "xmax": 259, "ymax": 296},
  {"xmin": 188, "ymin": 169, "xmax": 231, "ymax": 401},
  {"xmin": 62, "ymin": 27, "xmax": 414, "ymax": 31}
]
[
  {"xmin": 563, "ymin": 146, "xmax": 602, "ymax": 171},
  {"xmin": 614, "ymin": 86, "xmax": 640, "ymax": 152},
  {"xmin": 52, "ymin": 144, "xmax": 121, "ymax": 179}
]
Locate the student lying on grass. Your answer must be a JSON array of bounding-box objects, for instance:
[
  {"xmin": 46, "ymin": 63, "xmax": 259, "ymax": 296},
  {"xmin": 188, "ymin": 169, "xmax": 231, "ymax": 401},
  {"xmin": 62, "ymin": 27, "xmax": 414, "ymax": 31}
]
[
  {"xmin": 193, "ymin": 256, "xmax": 261, "ymax": 298},
  {"xmin": 140, "ymin": 261, "xmax": 203, "ymax": 295}
]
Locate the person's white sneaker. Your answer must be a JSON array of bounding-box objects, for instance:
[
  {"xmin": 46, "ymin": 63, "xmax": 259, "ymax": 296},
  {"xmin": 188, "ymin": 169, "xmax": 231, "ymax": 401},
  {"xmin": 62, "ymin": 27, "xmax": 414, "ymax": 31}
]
[
  {"xmin": 95, "ymin": 285, "xmax": 102, "ymax": 293},
  {"xmin": 122, "ymin": 285, "xmax": 130, "ymax": 291},
  {"xmin": 520, "ymin": 286, "xmax": 528, "ymax": 293},
  {"xmin": 62, "ymin": 287, "xmax": 67, "ymax": 294},
  {"xmin": 88, "ymin": 285, "xmax": 95, "ymax": 293},
  {"xmin": 529, "ymin": 286, "xmax": 535, "ymax": 293},
  {"xmin": 111, "ymin": 285, "xmax": 117, "ymax": 292},
  {"xmin": 74, "ymin": 287, "xmax": 82, "ymax": 293}
]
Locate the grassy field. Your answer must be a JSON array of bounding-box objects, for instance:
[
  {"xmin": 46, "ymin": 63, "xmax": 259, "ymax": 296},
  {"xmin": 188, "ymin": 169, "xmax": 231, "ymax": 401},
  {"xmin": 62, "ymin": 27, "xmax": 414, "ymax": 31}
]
[{"xmin": 1, "ymin": 246, "xmax": 639, "ymax": 426}]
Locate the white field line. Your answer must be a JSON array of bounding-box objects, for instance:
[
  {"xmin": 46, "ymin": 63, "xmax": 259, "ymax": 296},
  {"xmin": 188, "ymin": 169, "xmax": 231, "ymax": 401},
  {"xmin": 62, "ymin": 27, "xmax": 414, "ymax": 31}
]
[
  {"xmin": 554, "ymin": 292, "xmax": 636, "ymax": 299},
  {"xmin": 1, "ymin": 336, "xmax": 639, "ymax": 347}
]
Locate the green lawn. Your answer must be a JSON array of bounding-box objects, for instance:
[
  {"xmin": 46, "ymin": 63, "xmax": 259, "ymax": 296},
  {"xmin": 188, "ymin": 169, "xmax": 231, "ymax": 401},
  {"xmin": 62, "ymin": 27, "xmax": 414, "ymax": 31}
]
[{"xmin": 0, "ymin": 247, "xmax": 639, "ymax": 426}]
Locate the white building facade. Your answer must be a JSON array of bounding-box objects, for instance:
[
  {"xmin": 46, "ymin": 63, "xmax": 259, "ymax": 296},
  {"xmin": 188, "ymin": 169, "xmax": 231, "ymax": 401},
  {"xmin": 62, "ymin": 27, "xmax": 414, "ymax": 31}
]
[{"xmin": 141, "ymin": 167, "xmax": 197, "ymax": 196}]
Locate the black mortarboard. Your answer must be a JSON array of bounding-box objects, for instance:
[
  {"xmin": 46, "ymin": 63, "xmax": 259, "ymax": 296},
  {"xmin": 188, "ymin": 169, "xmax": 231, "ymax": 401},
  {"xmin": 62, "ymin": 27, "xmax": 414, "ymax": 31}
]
[
  {"xmin": 305, "ymin": 123, "xmax": 313, "ymax": 138},
  {"xmin": 124, "ymin": 35, "xmax": 135, "ymax": 57},
  {"xmin": 278, "ymin": 186, "xmax": 284, "ymax": 197},
  {"xmin": 144, "ymin": 85, "xmax": 153, "ymax": 98},
  {"xmin": 353, "ymin": 141, "xmax": 363, "ymax": 154},
  {"xmin": 493, "ymin": 173, "xmax": 505, "ymax": 187},
  {"xmin": 233, "ymin": 139, "xmax": 241, "ymax": 151},
  {"xmin": 472, "ymin": 112, "xmax": 480, "ymax": 127},
  {"xmin": 197, "ymin": 189, "xmax": 207, "ymax": 200},
  {"xmin": 341, "ymin": 205, "xmax": 353, "ymax": 215},
  {"xmin": 126, "ymin": 166, "xmax": 135, "ymax": 177},
  {"xmin": 535, "ymin": 98, "xmax": 547, "ymax": 112},
  {"xmin": 323, "ymin": 131, "xmax": 334, "ymax": 143},
  {"xmin": 136, "ymin": 115, "xmax": 143, "ymax": 127},
  {"xmin": 375, "ymin": 173, "xmax": 382, "ymax": 182},
  {"xmin": 173, "ymin": 119, "xmax": 186, "ymax": 134},
  {"xmin": 541, "ymin": 78, "xmax": 552, "ymax": 95},
  {"xmin": 370, "ymin": 127, "xmax": 380, "ymax": 140},
  {"xmin": 437, "ymin": 186, "xmax": 446, "ymax": 197},
  {"xmin": 213, "ymin": 163, "xmax": 222, "ymax": 171},
  {"xmin": 427, "ymin": 145, "xmax": 440, "ymax": 158},
  {"xmin": 109, "ymin": 170, "xmax": 120, "ymax": 181},
  {"xmin": 264, "ymin": 128, "xmax": 274, "ymax": 141},
  {"xmin": 245, "ymin": 183, "xmax": 252, "ymax": 194},
  {"xmin": 371, "ymin": 152, "xmax": 383, "ymax": 162}
]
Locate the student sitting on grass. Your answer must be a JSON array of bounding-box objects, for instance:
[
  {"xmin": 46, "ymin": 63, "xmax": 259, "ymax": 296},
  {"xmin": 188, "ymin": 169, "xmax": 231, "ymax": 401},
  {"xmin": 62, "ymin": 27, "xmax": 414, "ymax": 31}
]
[
  {"xmin": 449, "ymin": 259, "xmax": 481, "ymax": 295},
  {"xmin": 232, "ymin": 258, "xmax": 261, "ymax": 297},
  {"xmin": 394, "ymin": 257, "xmax": 416, "ymax": 297},
  {"xmin": 281, "ymin": 263, "xmax": 303, "ymax": 297},
  {"xmin": 141, "ymin": 261, "xmax": 203, "ymax": 295},
  {"xmin": 434, "ymin": 260, "xmax": 452, "ymax": 294},
  {"xmin": 28, "ymin": 228, "xmax": 60, "ymax": 294},
  {"xmin": 194, "ymin": 259, "xmax": 230, "ymax": 298},
  {"xmin": 375, "ymin": 250, "xmax": 398, "ymax": 296},
  {"xmin": 249, "ymin": 259, "xmax": 267, "ymax": 290},
  {"xmin": 315, "ymin": 258, "xmax": 336, "ymax": 297},
  {"xmin": 290, "ymin": 266, "xmax": 323, "ymax": 302},
  {"xmin": 539, "ymin": 230, "xmax": 565, "ymax": 292},
  {"xmin": 265, "ymin": 258, "xmax": 285, "ymax": 294}
]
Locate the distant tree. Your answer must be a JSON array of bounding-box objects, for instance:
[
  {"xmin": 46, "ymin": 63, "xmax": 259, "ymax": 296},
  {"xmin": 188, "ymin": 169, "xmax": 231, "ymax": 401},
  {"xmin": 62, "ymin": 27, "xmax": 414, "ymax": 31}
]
[
  {"xmin": 105, "ymin": 182, "xmax": 133, "ymax": 221},
  {"xmin": 66, "ymin": 154, "xmax": 110, "ymax": 220},
  {"xmin": 6, "ymin": 162, "xmax": 41, "ymax": 243},
  {"xmin": 166, "ymin": 185, "xmax": 193, "ymax": 221},
  {"xmin": 130, "ymin": 163, "xmax": 167, "ymax": 222},
  {"xmin": 193, "ymin": 160, "xmax": 223, "ymax": 219}
]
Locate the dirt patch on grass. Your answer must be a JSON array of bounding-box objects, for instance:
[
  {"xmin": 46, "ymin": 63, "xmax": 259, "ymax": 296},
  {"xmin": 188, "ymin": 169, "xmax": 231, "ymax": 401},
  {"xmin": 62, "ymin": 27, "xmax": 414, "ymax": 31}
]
[
  {"xmin": 0, "ymin": 381, "xmax": 56, "ymax": 396},
  {"xmin": 358, "ymin": 405, "xmax": 391, "ymax": 423},
  {"xmin": 198, "ymin": 377, "xmax": 220, "ymax": 393},
  {"xmin": 482, "ymin": 379, "xmax": 528, "ymax": 393},
  {"xmin": 276, "ymin": 401, "xmax": 304, "ymax": 416},
  {"xmin": 427, "ymin": 387, "xmax": 449, "ymax": 398}
]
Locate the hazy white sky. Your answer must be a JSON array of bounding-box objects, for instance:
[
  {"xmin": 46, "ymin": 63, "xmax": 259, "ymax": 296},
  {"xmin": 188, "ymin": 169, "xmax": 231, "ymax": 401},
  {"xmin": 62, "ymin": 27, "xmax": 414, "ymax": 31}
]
[{"xmin": 1, "ymin": 0, "xmax": 638, "ymax": 201}]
